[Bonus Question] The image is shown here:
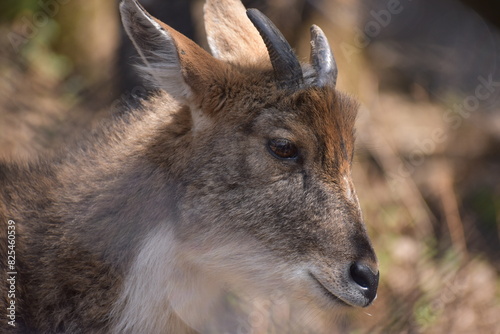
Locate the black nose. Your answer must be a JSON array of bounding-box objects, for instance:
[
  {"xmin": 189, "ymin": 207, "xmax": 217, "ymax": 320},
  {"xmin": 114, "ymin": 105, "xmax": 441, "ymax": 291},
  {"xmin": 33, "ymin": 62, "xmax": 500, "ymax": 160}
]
[{"xmin": 350, "ymin": 262, "xmax": 379, "ymax": 304}]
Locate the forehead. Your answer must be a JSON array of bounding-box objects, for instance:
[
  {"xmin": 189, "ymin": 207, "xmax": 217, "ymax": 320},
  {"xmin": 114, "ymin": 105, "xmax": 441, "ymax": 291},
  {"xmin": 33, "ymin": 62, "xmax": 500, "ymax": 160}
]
[
  {"xmin": 287, "ymin": 87, "xmax": 357, "ymax": 136},
  {"xmin": 293, "ymin": 88, "xmax": 358, "ymax": 167}
]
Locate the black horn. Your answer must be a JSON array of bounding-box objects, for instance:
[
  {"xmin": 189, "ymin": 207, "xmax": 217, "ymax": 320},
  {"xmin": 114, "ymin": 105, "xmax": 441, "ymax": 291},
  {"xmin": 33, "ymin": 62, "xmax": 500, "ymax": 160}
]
[
  {"xmin": 310, "ymin": 25, "xmax": 337, "ymax": 87},
  {"xmin": 247, "ymin": 8, "xmax": 303, "ymax": 89}
]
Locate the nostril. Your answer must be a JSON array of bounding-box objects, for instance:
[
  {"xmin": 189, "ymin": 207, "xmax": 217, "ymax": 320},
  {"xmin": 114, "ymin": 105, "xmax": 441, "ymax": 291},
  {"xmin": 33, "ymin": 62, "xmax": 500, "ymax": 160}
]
[
  {"xmin": 350, "ymin": 262, "xmax": 372, "ymax": 288},
  {"xmin": 349, "ymin": 262, "xmax": 379, "ymax": 303}
]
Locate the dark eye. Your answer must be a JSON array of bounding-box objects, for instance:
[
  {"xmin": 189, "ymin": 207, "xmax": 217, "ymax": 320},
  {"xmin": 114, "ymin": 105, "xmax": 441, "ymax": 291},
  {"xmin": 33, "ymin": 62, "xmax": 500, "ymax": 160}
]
[{"xmin": 267, "ymin": 138, "xmax": 299, "ymax": 160}]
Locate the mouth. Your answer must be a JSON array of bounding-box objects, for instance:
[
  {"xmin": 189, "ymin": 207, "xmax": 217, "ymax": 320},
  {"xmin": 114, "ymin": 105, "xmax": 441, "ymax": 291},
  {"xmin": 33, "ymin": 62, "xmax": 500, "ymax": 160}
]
[{"xmin": 309, "ymin": 272, "xmax": 350, "ymax": 307}]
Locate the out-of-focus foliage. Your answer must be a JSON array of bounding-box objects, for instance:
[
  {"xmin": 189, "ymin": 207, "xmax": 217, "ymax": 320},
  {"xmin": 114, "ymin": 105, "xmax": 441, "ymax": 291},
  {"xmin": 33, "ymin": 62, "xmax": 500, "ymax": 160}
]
[{"xmin": 0, "ymin": 0, "xmax": 39, "ymax": 22}]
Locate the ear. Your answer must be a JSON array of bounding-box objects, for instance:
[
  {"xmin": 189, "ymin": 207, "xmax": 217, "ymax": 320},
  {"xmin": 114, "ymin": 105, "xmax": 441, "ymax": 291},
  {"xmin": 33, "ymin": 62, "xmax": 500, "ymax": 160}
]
[
  {"xmin": 204, "ymin": 0, "xmax": 269, "ymax": 66},
  {"xmin": 120, "ymin": 0, "xmax": 226, "ymax": 103}
]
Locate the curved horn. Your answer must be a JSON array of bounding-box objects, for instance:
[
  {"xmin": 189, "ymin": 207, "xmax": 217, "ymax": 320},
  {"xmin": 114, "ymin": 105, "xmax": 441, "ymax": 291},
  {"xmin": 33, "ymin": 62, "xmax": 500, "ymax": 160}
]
[
  {"xmin": 310, "ymin": 25, "xmax": 337, "ymax": 87},
  {"xmin": 247, "ymin": 9, "xmax": 303, "ymax": 89}
]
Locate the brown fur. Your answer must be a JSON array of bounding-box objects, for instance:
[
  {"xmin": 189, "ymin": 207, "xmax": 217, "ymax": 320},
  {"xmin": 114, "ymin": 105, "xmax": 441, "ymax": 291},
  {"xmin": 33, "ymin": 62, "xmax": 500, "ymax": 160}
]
[{"xmin": 0, "ymin": 0, "xmax": 377, "ymax": 333}]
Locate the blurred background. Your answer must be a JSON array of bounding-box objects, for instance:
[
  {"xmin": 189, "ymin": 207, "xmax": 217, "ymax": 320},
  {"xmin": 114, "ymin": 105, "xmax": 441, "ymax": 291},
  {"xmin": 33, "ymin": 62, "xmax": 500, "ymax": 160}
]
[{"xmin": 0, "ymin": 0, "xmax": 499, "ymax": 333}]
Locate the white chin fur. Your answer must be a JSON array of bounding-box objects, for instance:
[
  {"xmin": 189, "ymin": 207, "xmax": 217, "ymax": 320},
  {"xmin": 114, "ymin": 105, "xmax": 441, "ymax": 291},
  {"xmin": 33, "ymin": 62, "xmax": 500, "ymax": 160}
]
[{"xmin": 110, "ymin": 224, "xmax": 328, "ymax": 333}]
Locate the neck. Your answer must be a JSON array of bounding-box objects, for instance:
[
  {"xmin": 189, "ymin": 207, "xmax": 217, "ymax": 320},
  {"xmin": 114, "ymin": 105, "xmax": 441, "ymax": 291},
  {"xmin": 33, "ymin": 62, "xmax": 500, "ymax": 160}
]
[
  {"xmin": 50, "ymin": 93, "xmax": 194, "ymax": 265},
  {"xmin": 2, "ymin": 94, "xmax": 194, "ymax": 331},
  {"xmin": 111, "ymin": 226, "xmax": 223, "ymax": 334}
]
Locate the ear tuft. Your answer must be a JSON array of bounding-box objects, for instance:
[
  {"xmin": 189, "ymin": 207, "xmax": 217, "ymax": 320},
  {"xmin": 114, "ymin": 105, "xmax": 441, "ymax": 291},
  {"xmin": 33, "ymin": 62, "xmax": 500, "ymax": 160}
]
[
  {"xmin": 120, "ymin": 0, "xmax": 231, "ymax": 130},
  {"xmin": 120, "ymin": 0, "xmax": 192, "ymax": 99},
  {"xmin": 120, "ymin": 0, "xmax": 226, "ymax": 105}
]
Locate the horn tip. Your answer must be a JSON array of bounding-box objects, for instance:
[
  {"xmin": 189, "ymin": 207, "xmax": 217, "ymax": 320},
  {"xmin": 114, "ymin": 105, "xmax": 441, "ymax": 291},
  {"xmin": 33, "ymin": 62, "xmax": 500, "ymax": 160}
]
[
  {"xmin": 310, "ymin": 24, "xmax": 327, "ymax": 40},
  {"xmin": 246, "ymin": 8, "xmax": 261, "ymax": 20}
]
